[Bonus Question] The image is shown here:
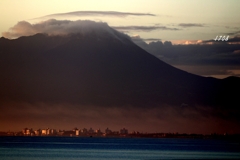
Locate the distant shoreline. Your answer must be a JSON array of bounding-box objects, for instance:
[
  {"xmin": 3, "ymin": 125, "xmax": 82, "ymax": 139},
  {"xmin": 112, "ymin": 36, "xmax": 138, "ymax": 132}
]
[{"xmin": 1, "ymin": 132, "xmax": 240, "ymax": 141}]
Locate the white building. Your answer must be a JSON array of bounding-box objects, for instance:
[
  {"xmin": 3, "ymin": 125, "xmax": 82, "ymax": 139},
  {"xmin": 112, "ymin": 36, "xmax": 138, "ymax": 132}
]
[
  {"xmin": 76, "ymin": 129, "xmax": 79, "ymax": 136},
  {"xmin": 41, "ymin": 129, "xmax": 47, "ymax": 135}
]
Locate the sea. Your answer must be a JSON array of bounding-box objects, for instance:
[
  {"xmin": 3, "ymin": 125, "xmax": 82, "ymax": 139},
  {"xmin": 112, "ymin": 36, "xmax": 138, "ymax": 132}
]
[{"xmin": 0, "ymin": 136, "xmax": 240, "ymax": 160}]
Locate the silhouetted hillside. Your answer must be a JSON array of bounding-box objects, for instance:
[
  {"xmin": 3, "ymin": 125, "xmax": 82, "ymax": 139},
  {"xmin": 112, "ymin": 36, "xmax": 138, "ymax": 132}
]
[{"xmin": 1, "ymin": 29, "xmax": 240, "ymax": 109}]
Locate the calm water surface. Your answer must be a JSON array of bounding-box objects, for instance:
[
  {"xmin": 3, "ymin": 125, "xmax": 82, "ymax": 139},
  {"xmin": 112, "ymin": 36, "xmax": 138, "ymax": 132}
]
[{"xmin": 0, "ymin": 136, "xmax": 239, "ymax": 160}]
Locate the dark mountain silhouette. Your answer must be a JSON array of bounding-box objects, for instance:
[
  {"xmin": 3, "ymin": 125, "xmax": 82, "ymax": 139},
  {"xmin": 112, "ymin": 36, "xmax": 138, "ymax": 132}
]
[{"xmin": 0, "ymin": 27, "xmax": 240, "ymax": 110}]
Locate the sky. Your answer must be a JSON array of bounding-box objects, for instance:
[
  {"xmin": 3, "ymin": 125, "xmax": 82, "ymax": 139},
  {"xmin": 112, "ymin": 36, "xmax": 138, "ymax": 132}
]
[
  {"xmin": 1, "ymin": 0, "xmax": 240, "ymax": 42},
  {"xmin": 1, "ymin": 0, "xmax": 240, "ymax": 134},
  {"xmin": 1, "ymin": 0, "xmax": 240, "ymax": 78}
]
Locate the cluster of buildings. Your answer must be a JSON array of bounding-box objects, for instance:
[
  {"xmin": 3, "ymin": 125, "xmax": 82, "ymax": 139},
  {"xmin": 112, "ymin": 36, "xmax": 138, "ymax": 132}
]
[
  {"xmin": 1, "ymin": 128, "xmax": 238, "ymax": 139},
  {"xmin": 21, "ymin": 127, "xmax": 129, "ymax": 137}
]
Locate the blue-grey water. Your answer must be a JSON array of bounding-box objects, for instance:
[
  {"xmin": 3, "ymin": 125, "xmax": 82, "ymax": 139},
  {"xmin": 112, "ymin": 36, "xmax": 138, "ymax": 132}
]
[{"xmin": 0, "ymin": 136, "xmax": 240, "ymax": 160}]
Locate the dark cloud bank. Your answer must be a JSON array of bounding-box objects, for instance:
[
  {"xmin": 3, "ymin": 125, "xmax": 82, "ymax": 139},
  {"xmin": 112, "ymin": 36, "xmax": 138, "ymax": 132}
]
[
  {"xmin": 1, "ymin": 19, "xmax": 240, "ymax": 133},
  {"xmin": 132, "ymin": 35, "xmax": 240, "ymax": 77}
]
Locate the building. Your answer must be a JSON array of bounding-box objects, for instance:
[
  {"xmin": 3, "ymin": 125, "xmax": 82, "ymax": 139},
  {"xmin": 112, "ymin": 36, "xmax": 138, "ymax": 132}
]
[
  {"xmin": 105, "ymin": 128, "xmax": 112, "ymax": 134},
  {"xmin": 73, "ymin": 128, "xmax": 79, "ymax": 136},
  {"xmin": 41, "ymin": 129, "xmax": 47, "ymax": 135},
  {"xmin": 81, "ymin": 128, "xmax": 88, "ymax": 135},
  {"xmin": 120, "ymin": 128, "xmax": 128, "ymax": 135},
  {"xmin": 46, "ymin": 128, "xmax": 50, "ymax": 135},
  {"xmin": 50, "ymin": 129, "xmax": 57, "ymax": 135},
  {"xmin": 89, "ymin": 128, "xmax": 94, "ymax": 134},
  {"xmin": 95, "ymin": 128, "xmax": 102, "ymax": 135},
  {"xmin": 34, "ymin": 129, "xmax": 42, "ymax": 136},
  {"xmin": 22, "ymin": 128, "xmax": 34, "ymax": 136}
]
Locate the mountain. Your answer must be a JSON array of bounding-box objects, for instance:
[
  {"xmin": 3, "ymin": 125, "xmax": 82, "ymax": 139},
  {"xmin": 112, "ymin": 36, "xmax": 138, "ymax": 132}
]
[{"xmin": 0, "ymin": 25, "xmax": 240, "ymax": 110}]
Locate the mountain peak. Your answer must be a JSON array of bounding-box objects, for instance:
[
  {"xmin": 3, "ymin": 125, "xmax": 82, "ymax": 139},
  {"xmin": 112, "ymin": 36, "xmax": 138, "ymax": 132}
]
[
  {"xmin": 1, "ymin": 20, "xmax": 240, "ymax": 109},
  {"xmin": 2, "ymin": 19, "xmax": 130, "ymax": 42}
]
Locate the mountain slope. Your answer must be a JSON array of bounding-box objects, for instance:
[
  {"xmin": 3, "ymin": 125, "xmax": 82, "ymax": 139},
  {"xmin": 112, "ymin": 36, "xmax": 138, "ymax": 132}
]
[{"xmin": 0, "ymin": 29, "xmax": 240, "ymax": 109}]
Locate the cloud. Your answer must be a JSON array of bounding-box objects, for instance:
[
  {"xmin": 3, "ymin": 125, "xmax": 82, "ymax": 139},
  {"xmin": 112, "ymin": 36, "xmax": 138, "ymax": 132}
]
[
  {"xmin": 150, "ymin": 43, "xmax": 240, "ymax": 66},
  {"xmin": 2, "ymin": 19, "xmax": 179, "ymax": 40},
  {"xmin": 2, "ymin": 21, "xmax": 39, "ymax": 39},
  {"xmin": 178, "ymin": 23, "xmax": 205, "ymax": 27},
  {"xmin": 130, "ymin": 35, "xmax": 149, "ymax": 50},
  {"xmin": 131, "ymin": 35, "xmax": 170, "ymax": 52},
  {"xmin": 134, "ymin": 36, "xmax": 240, "ymax": 78},
  {"xmin": 174, "ymin": 65, "xmax": 240, "ymax": 78},
  {"xmin": 131, "ymin": 35, "xmax": 171, "ymax": 45},
  {"xmin": 227, "ymin": 30, "xmax": 240, "ymax": 36},
  {"xmin": 113, "ymin": 25, "xmax": 180, "ymax": 32},
  {"xmin": 33, "ymin": 11, "xmax": 156, "ymax": 19},
  {"xmin": 226, "ymin": 36, "xmax": 240, "ymax": 43},
  {"xmin": 2, "ymin": 19, "xmax": 129, "ymax": 39},
  {"xmin": 143, "ymin": 38, "xmax": 162, "ymax": 41},
  {"xmin": 131, "ymin": 35, "xmax": 161, "ymax": 42},
  {"xmin": 233, "ymin": 49, "xmax": 240, "ymax": 54}
]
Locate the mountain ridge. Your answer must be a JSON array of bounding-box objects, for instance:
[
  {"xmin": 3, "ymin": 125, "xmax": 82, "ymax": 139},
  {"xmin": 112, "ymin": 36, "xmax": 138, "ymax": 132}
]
[{"xmin": 0, "ymin": 31, "xmax": 240, "ymax": 109}]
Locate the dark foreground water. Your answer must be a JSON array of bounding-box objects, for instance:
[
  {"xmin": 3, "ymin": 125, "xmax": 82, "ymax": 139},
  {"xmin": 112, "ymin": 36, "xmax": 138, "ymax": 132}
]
[{"xmin": 0, "ymin": 136, "xmax": 239, "ymax": 160}]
